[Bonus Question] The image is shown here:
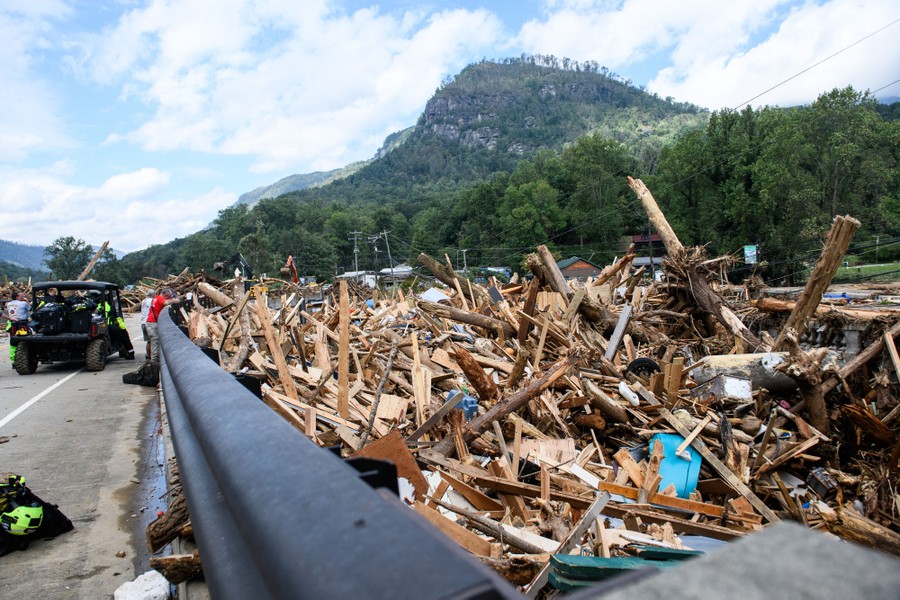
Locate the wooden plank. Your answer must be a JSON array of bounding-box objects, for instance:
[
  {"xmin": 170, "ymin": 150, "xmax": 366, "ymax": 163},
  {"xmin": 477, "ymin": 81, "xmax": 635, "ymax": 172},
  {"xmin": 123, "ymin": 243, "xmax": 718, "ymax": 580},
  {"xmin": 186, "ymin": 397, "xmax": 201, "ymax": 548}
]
[
  {"xmin": 884, "ymin": 331, "xmax": 900, "ymax": 382},
  {"xmin": 337, "ymin": 280, "xmax": 350, "ymax": 419},
  {"xmin": 490, "ymin": 459, "xmax": 529, "ymax": 521},
  {"xmin": 533, "ymin": 318, "xmax": 549, "ymax": 366},
  {"xmin": 261, "ymin": 389, "xmax": 307, "ymax": 432},
  {"xmin": 254, "ymin": 290, "xmax": 299, "ymax": 401},
  {"xmin": 660, "ymin": 408, "xmax": 780, "ymax": 524},
  {"xmin": 604, "ymin": 305, "xmax": 633, "ymax": 361},
  {"xmin": 511, "ymin": 414, "xmax": 523, "ymax": 474},
  {"xmin": 439, "ymin": 471, "xmax": 504, "ymax": 511},
  {"xmin": 561, "ymin": 288, "xmax": 586, "ymax": 322},
  {"xmin": 604, "ymin": 505, "xmax": 742, "ymax": 541},
  {"xmin": 412, "ymin": 502, "xmax": 496, "ymax": 557},
  {"xmin": 613, "ymin": 448, "xmax": 645, "ymax": 488},
  {"xmin": 406, "ymin": 391, "xmax": 463, "ymax": 443},
  {"xmin": 525, "ymin": 493, "xmax": 610, "ymax": 598},
  {"xmin": 355, "ymin": 430, "xmax": 429, "ymax": 502},
  {"xmin": 518, "ymin": 280, "xmax": 540, "ymax": 344}
]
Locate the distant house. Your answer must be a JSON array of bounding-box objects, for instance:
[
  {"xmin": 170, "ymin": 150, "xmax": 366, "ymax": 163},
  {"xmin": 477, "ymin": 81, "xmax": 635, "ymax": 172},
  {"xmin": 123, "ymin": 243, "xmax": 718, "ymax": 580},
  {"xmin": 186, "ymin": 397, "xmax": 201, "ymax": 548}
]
[
  {"xmin": 336, "ymin": 270, "xmax": 377, "ymax": 288},
  {"xmin": 632, "ymin": 233, "xmax": 665, "ymax": 253},
  {"xmin": 378, "ymin": 263, "xmax": 414, "ymax": 283},
  {"xmin": 557, "ymin": 256, "xmax": 604, "ymax": 280},
  {"xmin": 633, "ymin": 256, "xmax": 665, "ymax": 268}
]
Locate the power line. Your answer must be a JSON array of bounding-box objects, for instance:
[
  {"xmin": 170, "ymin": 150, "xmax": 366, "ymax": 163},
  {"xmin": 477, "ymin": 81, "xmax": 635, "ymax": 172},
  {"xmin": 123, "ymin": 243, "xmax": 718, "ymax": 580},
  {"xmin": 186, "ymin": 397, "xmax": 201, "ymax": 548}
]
[{"xmin": 733, "ymin": 16, "xmax": 900, "ymax": 110}]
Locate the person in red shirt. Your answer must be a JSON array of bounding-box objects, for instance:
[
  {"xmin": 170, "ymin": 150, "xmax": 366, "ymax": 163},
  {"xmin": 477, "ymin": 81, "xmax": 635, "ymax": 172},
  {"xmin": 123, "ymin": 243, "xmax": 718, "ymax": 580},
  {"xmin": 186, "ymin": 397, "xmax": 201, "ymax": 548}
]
[{"xmin": 146, "ymin": 288, "xmax": 178, "ymax": 366}]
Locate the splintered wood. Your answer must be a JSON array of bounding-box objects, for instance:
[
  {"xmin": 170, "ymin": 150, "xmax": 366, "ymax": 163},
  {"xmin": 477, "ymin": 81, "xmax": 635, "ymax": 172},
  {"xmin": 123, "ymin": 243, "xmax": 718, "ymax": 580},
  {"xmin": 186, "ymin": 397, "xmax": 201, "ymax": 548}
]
[{"xmin": 151, "ymin": 181, "xmax": 900, "ymax": 590}]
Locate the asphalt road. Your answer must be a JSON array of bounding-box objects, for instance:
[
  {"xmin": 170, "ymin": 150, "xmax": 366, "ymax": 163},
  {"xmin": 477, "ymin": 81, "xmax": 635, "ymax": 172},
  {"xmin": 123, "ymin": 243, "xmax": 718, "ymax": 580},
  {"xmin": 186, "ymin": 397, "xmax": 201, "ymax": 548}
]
[{"xmin": 0, "ymin": 314, "xmax": 167, "ymax": 599}]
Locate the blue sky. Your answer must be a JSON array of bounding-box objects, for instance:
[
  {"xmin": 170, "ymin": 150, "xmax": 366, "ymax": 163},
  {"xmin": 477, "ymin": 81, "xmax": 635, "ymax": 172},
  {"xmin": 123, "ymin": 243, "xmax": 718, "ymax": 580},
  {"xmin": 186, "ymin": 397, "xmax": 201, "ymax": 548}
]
[{"xmin": 1, "ymin": 0, "xmax": 898, "ymax": 254}]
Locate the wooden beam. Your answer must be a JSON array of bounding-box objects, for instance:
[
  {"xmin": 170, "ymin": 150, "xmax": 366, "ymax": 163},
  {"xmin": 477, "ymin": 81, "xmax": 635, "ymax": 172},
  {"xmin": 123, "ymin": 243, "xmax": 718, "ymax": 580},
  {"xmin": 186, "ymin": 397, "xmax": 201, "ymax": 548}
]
[
  {"xmin": 604, "ymin": 305, "xmax": 632, "ymax": 361},
  {"xmin": 819, "ymin": 320, "xmax": 900, "ymax": 394},
  {"xmin": 338, "ymin": 279, "xmax": 350, "ymax": 419},
  {"xmin": 773, "ymin": 215, "xmax": 860, "ymax": 351},
  {"xmin": 659, "ymin": 408, "xmax": 780, "ymax": 524},
  {"xmin": 254, "ymin": 290, "xmax": 299, "ymax": 402},
  {"xmin": 525, "ymin": 493, "xmax": 610, "ymax": 598},
  {"xmin": 412, "ymin": 502, "xmax": 496, "ymax": 557},
  {"xmin": 77, "ymin": 241, "xmax": 109, "ymax": 281}
]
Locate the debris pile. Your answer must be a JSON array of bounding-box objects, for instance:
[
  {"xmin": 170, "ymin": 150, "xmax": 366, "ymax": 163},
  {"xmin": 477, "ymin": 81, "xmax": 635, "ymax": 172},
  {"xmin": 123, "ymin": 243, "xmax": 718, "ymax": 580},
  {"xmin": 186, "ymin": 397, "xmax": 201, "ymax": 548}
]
[{"xmin": 147, "ymin": 180, "xmax": 900, "ymax": 592}]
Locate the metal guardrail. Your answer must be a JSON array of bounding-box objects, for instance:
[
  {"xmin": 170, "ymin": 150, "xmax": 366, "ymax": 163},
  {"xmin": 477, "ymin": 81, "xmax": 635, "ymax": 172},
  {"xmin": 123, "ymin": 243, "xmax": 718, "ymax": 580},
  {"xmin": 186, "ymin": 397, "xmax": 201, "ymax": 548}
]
[{"xmin": 157, "ymin": 309, "xmax": 521, "ymax": 599}]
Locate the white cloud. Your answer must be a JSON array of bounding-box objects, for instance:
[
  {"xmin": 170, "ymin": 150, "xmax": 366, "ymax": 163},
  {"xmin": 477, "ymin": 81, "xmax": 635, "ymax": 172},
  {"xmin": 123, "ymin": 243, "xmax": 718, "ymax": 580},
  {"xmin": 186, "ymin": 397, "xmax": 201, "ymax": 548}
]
[
  {"xmin": 1, "ymin": 0, "xmax": 897, "ymax": 256},
  {"xmin": 0, "ymin": 165, "xmax": 233, "ymax": 252},
  {"xmin": 77, "ymin": 2, "xmax": 502, "ymax": 172},
  {"xmin": 520, "ymin": 0, "xmax": 899, "ymax": 109},
  {"xmin": 0, "ymin": 5, "xmax": 77, "ymax": 160}
]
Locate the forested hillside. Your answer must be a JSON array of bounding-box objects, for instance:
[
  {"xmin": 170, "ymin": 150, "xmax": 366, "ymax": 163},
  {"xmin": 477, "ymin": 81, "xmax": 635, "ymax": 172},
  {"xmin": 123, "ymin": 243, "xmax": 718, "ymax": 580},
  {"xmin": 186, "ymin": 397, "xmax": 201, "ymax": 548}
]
[
  {"xmin": 122, "ymin": 58, "xmax": 708, "ymax": 280},
  {"xmin": 121, "ymin": 59, "xmax": 898, "ymax": 287},
  {"xmin": 0, "ymin": 239, "xmax": 46, "ymax": 270}
]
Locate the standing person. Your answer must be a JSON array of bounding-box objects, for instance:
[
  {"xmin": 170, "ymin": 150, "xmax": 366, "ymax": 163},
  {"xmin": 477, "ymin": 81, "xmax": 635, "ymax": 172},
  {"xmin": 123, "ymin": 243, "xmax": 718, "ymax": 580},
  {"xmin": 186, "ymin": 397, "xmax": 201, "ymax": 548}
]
[
  {"xmin": 146, "ymin": 288, "xmax": 177, "ymax": 367},
  {"xmin": 4, "ymin": 291, "xmax": 31, "ymax": 362},
  {"xmin": 140, "ymin": 289, "xmax": 155, "ymax": 360}
]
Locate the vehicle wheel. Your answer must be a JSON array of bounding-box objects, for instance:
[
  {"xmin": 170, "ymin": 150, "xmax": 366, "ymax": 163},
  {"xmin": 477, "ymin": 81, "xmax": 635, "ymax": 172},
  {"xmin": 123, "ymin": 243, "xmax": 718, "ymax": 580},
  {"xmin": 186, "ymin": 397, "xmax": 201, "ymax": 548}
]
[
  {"xmin": 625, "ymin": 357, "xmax": 661, "ymax": 378},
  {"xmin": 85, "ymin": 338, "xmax": 107, "ymax": 372},
  {"xmin": 13, "ymin": 343, "xmax": 38, "ymax": 375}
]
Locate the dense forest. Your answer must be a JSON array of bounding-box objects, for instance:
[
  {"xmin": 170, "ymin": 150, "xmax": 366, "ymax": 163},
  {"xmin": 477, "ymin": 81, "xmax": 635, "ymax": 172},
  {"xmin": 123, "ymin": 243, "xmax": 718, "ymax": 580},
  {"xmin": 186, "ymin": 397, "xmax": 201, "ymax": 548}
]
[{"xmin": 101, "ymin": 60, "xmax": 900, "ymax": 287}]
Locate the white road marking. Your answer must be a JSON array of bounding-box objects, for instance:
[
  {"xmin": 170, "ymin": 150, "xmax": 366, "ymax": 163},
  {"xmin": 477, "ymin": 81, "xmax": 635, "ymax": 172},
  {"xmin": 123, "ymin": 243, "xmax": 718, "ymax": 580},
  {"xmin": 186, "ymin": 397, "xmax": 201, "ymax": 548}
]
[{"xmin": 0, "ymin": 368, "xmax": 84, "ymax": 430}]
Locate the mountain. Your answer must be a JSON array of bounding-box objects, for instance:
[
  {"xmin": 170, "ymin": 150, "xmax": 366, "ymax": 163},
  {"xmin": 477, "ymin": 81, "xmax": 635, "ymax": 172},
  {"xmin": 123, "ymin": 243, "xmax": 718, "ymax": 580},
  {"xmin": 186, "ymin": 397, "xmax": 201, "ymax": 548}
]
[
  {"xmin": 234, "ymin": 127, "xmax": 415, "ymax": 209},
  {"xmin": 122, "ymin": 57, "xmax": 710, "ymax": 280},
  {"xmin": 0, "ymin": 239, "xmax": 46, "ymax": 270},
  {"xmin": 232, "ymin": 59, "xmax": 706, "ymax": 209},
  {"xmin": 236, "ymin": 166, "xmax": 361, "ymax": 208}
]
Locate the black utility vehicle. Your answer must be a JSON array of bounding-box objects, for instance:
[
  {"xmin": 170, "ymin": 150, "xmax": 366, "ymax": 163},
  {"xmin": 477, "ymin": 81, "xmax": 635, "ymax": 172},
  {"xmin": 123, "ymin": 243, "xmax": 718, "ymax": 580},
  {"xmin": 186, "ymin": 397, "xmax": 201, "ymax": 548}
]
[{"xmin": 11, "ymin": 281, "xmax": 131, "ymax": 375}]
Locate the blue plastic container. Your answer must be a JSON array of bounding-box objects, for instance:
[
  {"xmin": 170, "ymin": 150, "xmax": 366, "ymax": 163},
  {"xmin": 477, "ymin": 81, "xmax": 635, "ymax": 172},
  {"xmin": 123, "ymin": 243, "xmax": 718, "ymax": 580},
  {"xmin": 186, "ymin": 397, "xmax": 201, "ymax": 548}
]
[{"xmin": 448, "ymin": 390, "xmax": 478, "ymax": 420}]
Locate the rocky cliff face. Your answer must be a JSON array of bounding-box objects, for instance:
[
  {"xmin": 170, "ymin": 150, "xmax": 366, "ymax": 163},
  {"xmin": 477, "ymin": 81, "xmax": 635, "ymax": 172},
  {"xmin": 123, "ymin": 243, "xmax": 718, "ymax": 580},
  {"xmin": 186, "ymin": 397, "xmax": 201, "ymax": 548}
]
[{"xmin": 416, "ymin": 60, "xmax": 691, "ymax": 157}]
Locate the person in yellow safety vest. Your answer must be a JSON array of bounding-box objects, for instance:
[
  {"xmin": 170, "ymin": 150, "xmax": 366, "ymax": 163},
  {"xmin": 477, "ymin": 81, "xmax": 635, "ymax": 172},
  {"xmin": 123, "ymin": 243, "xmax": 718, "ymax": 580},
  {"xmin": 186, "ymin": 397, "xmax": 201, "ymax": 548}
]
[
  {"xmin": 99, "ymin": 297, "xmax": 135, "ymax": 360},
  {"xmin": 4, "ymin": 291, "xmax": 31, "ymax": 362}
]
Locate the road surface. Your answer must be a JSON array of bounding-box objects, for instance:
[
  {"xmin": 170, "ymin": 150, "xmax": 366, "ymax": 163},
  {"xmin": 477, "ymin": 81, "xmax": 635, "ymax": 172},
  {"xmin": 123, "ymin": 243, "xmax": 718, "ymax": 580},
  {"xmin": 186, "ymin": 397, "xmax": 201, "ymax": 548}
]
[{"xmin": 0, "ymin": 314, "xmax": 166, "ymax": 599}]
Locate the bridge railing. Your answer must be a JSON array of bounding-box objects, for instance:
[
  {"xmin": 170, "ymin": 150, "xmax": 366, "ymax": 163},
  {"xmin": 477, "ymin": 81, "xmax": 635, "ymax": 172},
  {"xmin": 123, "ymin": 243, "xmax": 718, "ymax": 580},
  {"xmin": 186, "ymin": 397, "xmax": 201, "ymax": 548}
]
[{"xmin": 157, "ymin": 309, "xmax": 521, "ymax": 599}]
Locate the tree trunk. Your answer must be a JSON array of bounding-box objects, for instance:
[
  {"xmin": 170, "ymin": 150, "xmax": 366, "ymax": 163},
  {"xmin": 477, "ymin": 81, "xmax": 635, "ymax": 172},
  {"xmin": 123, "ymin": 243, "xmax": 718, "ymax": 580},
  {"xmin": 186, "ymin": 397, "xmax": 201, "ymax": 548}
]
[
  {"xmin": 432, "ymin": 351, "xmax": 579, "ymax": 456},
  {"xmin": 773, "ymin": 215, "xmax": 860, "ymax": 351},
  {"xmin": 628, "ymin": 177, "xmax": 763, "ymax": 351},
  {"xmin": 417, "ymin": 253, "xmax": 491, "ymax": 306}
]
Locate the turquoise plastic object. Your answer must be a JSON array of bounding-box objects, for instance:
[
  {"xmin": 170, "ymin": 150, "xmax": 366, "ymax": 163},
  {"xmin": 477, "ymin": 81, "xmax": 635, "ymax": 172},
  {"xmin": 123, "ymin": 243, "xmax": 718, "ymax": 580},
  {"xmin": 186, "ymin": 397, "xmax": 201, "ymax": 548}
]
[
  {"xmin": 649, "ymin": 433, "xmax": 701, "ymax": 499},
  {"xmin": 448, "ymin": 390, "xmax": 478, "ymax": 420}
]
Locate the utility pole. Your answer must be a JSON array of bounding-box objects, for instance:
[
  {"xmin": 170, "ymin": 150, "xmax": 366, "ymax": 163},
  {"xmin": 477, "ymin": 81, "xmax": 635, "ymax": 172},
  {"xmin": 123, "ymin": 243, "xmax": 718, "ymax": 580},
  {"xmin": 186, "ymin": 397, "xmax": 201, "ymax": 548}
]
[
  {"xmin": 381, "ymin": 230, "xmax": 394, "ymax": 288},
  {"xmin": 368, "ymin": 234, "xmax": 380, "ymax": 276},
  {"xmin": 461, "ymin": 248, "xmax": 468, "ymax": 272},
  {"xmin": 349, "ymin": 231, "xmax": 363, "ymax": 283}
]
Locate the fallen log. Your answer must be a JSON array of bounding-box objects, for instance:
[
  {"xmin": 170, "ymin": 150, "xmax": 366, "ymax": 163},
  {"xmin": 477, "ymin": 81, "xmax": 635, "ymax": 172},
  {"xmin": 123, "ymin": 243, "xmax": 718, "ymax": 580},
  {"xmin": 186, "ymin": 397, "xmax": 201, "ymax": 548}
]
[
  {"xmin": 817, "ymin": 504, "xmax": 900, "ymax": 557},
  {"xmin": 418, "ymin": 300, "xmax": 516, "ymax": 339},
  {"xmin": 432, "ymin": 351, "xmax": 580, "ymax": 456},
  {"xmin": 452, "ymin": 344, "xmax": 500, "ymax": 403},
  {"xmin": 150, "ymin": 551, "xmax": 203, "ymax": 585},
  {"xmin": 417, "ymin": 253, "xmax": 491, "ymax": 306},
  {"xmin": 628, "ymin": 176, "xmax": 764, "ymax": 351},
  {"xmin": 773, "ymin": 215, "xmax": 860, "ymax": 351},
  {"xmin": 147, "ymin": 491, "xmax": 190, "ymax": 553}
]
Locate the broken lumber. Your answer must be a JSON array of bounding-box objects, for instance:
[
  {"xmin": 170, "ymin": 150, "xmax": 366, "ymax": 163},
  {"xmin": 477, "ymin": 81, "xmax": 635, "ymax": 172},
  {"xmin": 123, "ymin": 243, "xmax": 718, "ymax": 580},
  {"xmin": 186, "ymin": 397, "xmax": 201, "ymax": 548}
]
[{"xmin": 773, "ymin": 215, "xmax": 860, "ymax": 351}]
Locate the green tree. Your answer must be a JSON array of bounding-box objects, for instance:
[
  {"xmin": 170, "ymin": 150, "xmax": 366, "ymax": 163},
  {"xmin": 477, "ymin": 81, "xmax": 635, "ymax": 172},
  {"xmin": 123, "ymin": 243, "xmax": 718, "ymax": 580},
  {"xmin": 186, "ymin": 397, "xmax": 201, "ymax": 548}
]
[
  {"xmin": 560, "ymin": 134, "xmax": 637, "ymax": 248},
  {"xmin": 43, "ymin": 236, "xmax": 95, "ymax": 279},
  {"xmin": 238, "ymin": 221, "xmax": 273, "ymax": 276}
]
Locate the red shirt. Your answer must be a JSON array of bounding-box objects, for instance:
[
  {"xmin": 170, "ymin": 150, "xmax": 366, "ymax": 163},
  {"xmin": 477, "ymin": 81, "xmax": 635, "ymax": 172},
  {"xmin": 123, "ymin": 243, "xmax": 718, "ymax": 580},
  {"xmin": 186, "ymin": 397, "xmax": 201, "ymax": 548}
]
[{"xmin": 147, "ymin": 295, "xmax": 167, "ymax": 323}]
